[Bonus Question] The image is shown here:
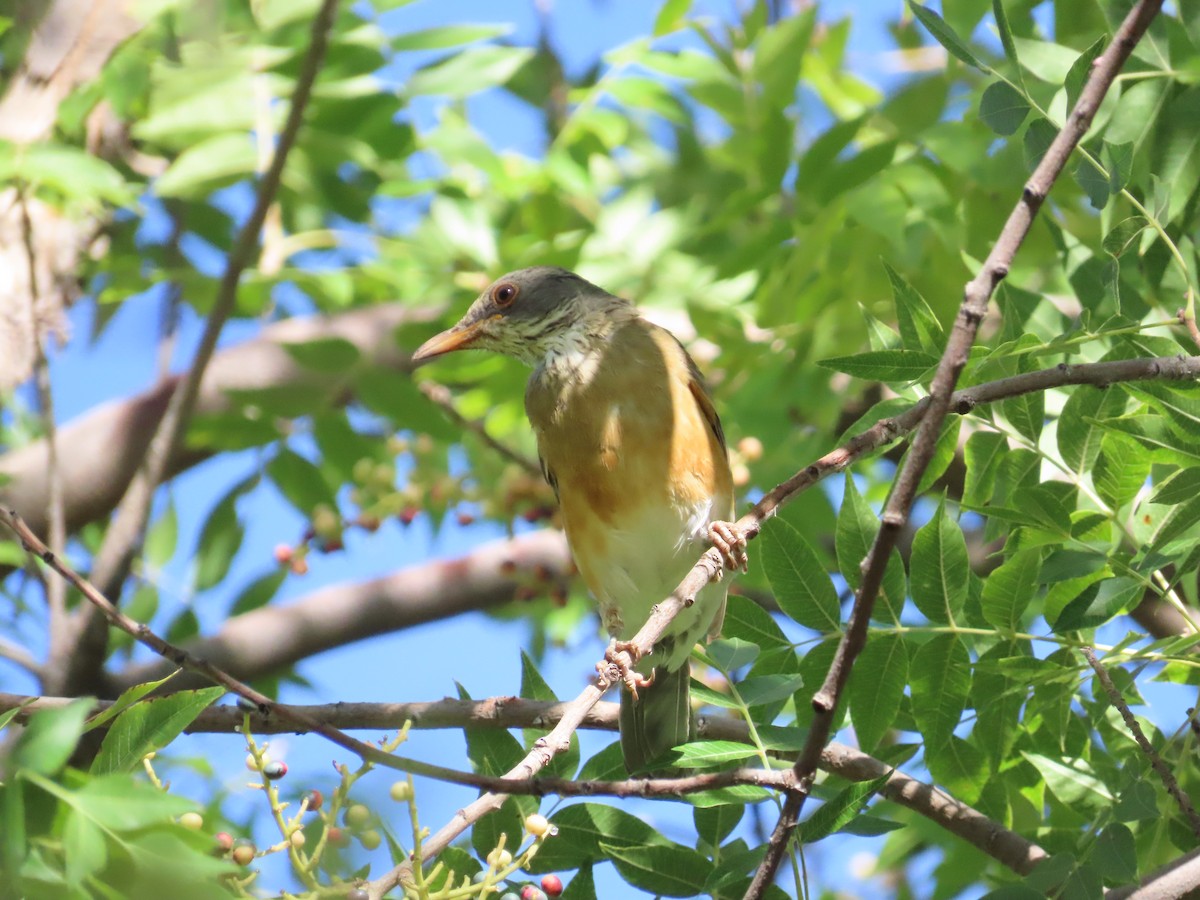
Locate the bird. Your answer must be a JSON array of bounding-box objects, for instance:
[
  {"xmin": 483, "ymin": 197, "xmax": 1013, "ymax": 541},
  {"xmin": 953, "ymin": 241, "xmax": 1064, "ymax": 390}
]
[{"xmin": 412, "ymin": 266, "xmax": 747, "ymax": 772}]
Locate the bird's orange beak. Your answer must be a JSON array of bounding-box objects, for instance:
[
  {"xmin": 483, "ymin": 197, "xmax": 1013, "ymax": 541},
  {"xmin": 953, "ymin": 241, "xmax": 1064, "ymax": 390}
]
[{"xmin": 411, "ymin": 318, "xmax": 487, "ymax": 364}]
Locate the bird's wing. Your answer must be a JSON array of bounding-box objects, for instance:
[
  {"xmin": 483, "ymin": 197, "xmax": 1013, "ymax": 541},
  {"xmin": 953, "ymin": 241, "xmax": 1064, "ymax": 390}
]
[{"xmin": 682, "ymin": 349, "xmax": 727, "ymax": 453}]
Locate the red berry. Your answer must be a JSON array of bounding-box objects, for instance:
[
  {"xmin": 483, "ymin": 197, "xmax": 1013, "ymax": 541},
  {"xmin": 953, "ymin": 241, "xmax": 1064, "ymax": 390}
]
[
  {"xmin": 398, "ymin": 507, "xmax": 419, "ymax": 526},
  {"xmin": 327, "ymin": 827, "xmax": 349, "ymax": 847},
  {"xmin": 456, "ymin": 511, "xmax": 476, "ymax": 527},
  {"xmin": 541, "ymin": 875, "xmax": 563, "ymax": 897},
  {"xmin": 215, "ymin": 832, "xmax": 234, "ymax": 852},
  {"xmin": 273, "ymin": 544, "xmax": 293, "ymax": 565},
  {"xmin": 304, "ymin": 789, "xmax": 323, "ymax": 812},
  {"xmin": 263, "ymin": 760, "xmax": 287, "ymax": 779}
]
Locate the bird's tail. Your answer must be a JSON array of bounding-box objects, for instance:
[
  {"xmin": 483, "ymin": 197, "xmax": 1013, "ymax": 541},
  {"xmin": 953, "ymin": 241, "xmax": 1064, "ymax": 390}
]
[{"xmin": 619, "ymin": 662, "xmax": 692, "ymax": 774}]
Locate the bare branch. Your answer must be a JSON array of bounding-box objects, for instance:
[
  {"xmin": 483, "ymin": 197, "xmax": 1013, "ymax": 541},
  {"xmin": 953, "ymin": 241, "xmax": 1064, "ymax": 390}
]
[
  {"xmin": 745, "ymin": 2, "xmax": 1165, "ymax": 893},
  {"xmin": 1108, "ymin": 848, "xmax": 1200, "ymax": 900},
  {"xmin": 1082, "ymin": 646, "xmax": 1200, "ymax": 841},
  {"xmin": 107, "ymin": 530, "xmax": 572, "ymax": 693},
  {"xmin": 0, "ymin": 692, "xmax": 1047, "ymax": 877}
]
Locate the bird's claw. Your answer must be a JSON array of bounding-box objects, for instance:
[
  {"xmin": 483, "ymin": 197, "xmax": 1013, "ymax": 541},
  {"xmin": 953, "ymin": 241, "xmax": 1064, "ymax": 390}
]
[
  {"xmin": 598, "ymin": 640, "xmax": 654, "ymax": 700},
  {"xmin": 708, "ymin": 521, "xmax": 749, "ymax": 576}
]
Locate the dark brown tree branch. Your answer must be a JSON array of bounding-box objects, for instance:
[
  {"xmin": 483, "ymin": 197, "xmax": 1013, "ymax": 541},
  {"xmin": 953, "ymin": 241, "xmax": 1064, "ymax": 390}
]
[
  {"xmin": 0, "ymin": 692, "xmax": 1047, "ymax": 877},
  {"xmin": 1082, "ymin": 647, "xmax": 1200, "ymax": 841},
  {"xmin": 53, "ymin": 0, "xmax": 344, "ymax": 698},
  {"xmin": 744, "ymin": 2, "xmax": 1165, "ymax": 894}
]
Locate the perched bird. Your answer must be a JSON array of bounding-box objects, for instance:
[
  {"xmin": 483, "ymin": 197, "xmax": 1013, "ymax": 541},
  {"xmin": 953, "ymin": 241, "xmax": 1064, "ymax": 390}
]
[{"xmin": 412, "ymin": 266, "xmax": 746, "ymax": 772}]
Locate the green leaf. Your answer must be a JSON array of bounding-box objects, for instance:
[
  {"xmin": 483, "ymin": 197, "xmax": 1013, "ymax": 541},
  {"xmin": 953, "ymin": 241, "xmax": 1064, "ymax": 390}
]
[
  {"xmin": 392, "ymin": 24, "xmax": 512, "ymax": 51},
  {"xmin": 884, "ymin": 261, "xmax": 945, "ymax": 354},
  {"xmin": 1023, "ymin": 117, "xmax": 1057, "ymax": 171},
  {"xmin": 735, "ymin": 673, "xmax": 805, "ymax": 707},
  {"xmin": 0, "ymin": 142, "xmax": 133, "ymax": 206},
  {"xmin": 836, "ymin": 475, "xmax": 876, "ymax": 591},
  {"xmin": 86, "ymin": 671, "xmax": 181, "ymax": 731},
  {"xmin": 653, "ymin": 0, "xmax": 692, "ymax": 35},
  {"xmin": 282, "ymin": 337, "xmax": 362, "ymax": 373},
  {"xmin": 1151, "ymin": 467, "xmax": 1200, "ymax": 505},
  {"xmin": 759, "ymin": 518, "xmax": 840, "ymax": 632},
  {"xmin": 992, "ymin": 0, "xmax": 1024, "ymax": 88},
  {"xmin": 706, "ymin": 638, "xmax": 760, "ymax": 672},
  {"xmin": 0, "ymin": 697, "xmax": 37, "ymax": 732},
  {"xmin": 154, "ymin": 133, "xmax": 256, "ymax": 199},
  {"xmin": 694, "ymin": 803, "xmax": 743, "ymax": 847},
  {"xmin": 1053, "ymin": 576, "xmax": 1142, "ymax": 632},
  {"xmin": 1001, "ymin": 384, "xmax": 1044, "ymax": 444},
  {"xmin": 798, "ymin": 771, "xmax": 891, "ymax": 842},
  {"xmin": 561, "ymin": 862, "xmax": 596, "ymax": 900},
  {"xmin": 907, "ymin": 1, "xmax": 988, "ymax": 71},
  {"xmin": 603, "ymin": 842, "xmax": 711, "ymax": 897},
  {"xmin": 1065, "ymin": 37, "xmax": 1105, "ymax": 113},
  {"xmin": 91, "ymin": 687, "xmax": 225, "ymax": 775},
  {"xmin": 12, "ymin": 698, "xmax": 93, "ymax": 776},
  {"xmin": 721, "ymin": 594, "xmax": 789, "ymax": 651},
  {"xmin": 528, "ymin": 803, "xmax": 668, "ymax": 873},
  {"xmin": 909, "ymin": 501, "xmax": 969, "ymax": 623},
  {"xmin": 817, "ymin": 349, "xmax": 938, "ymax": 381},
  {"xmin": 64, "ymin": 810, "xmax": 107, "ymax": 886},
  {"xmin": 979, "ymin": 81, "xmax": 1030, "ymax": 135},
  {"xmin": 1149, "ymin": 493, "xmax": 1200, "ymax": 557},
  {"xmin": 848, "ymin": 633, "xmax": 908, "ymax": 753},
  {"xmin": 1094, "ymin": 434, "xmax": 1149, "ymax": 510},
  {"xmin": 1155, "ymin": 87, "xmax": 1200, "ymax": 221},
  {"xmin": 1090, "ymin": 823, "xmax": 1138, "ymax": 883},
  {"xmin": 751, "ymin": 9, "xmax": 816, "ymax": 110},
  {"xmin": 266, "ymin": 448, "xmax": 337, "ymax": 517},
  {"xmin": 229, "ymin": 568, "xmax": 288, "ymax": 616},
  {"xmin": 925, "ymin": 734, "xmax": 987, "ymax": 805},
  {"xmin": 193, "ymin": 490, "xmax": 244, "ymax": 592},
  {"xmin": 1073, "ymin": 156, "xmax": 1109, "ymax": 209},
  {"xmin": 963, "ymin": 431, "xmax": 1007, "ymax": 508},
  {"xmin": 980, "ymin": 550, "xmax": 1040, "ymax": 631},
  {"xmin": 671, "ymin": 741, "xmax": 759, "ymax": 768},
  {"xmin": 1021, "ymin": 752, "xmax": 1113, "ymax": 814},
  {"xmin": 144, "ymin": 501, "xmax": 178, "ymax": 568},
  {"xmin": 910, "ymin": 634, "xmax": 971, "ymax": 748},
  {"xmin": 407, "ymin": 45, "xmax": 535, "ymax": 98},
  {"xmin": 1103, "ymin": 217, "xmax": 1149, "ymax": 258},
  {"xmin": 520, "ymin": 651, "xmax": 577, "ymax": 777}
]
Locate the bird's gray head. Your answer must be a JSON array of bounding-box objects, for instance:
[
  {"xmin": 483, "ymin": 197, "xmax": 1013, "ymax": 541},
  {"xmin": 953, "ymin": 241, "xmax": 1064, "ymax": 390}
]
[{"xmin": 412, "ymin": 266, "xmax": 633, "ymax": 368}]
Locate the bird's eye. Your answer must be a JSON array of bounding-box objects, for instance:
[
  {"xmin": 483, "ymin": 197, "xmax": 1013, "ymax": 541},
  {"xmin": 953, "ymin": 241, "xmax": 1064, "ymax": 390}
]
[{"xmin": 492, "ymin": 282, "xmax": 518, "ymax": 307}]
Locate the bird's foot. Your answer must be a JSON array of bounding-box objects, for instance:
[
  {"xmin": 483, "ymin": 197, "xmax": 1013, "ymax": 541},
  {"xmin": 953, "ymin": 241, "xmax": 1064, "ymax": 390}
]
[
  {"xmin": 598, "ymin": 640, "xmax": 654, "ymax": 700},
  {"xmin": 708, "ymin": 520, "xmax": 749, "ymax": 576}
]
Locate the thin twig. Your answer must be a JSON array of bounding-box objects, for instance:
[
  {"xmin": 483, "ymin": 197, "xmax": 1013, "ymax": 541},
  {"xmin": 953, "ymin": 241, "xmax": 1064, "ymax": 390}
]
[
  {"xmin": 52, "ymin": 0, "xmax": 342, "ymax": 696},
  {"xmin": 418, "ymin": 381, "xmax": 542, "ymax": 476},
  {"xmin": 744, "ymin": 3, "xmax": 1165, "ymax": 895},
  {"xmin": 17, "ymin": 186, "xmax": 67, "ymax": 664},
  {"xmin": 1082, "ymin": 646, "xmax": 1200, "ymax": 841},
  {"xmin": 0, "ymin": 639, "xmax": 41, "ymax": 676}
]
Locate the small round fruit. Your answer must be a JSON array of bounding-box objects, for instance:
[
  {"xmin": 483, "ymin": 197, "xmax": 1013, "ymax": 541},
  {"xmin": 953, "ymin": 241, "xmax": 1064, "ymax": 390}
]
[
  {"xmin": 389, "ymin": 781, "xmax": 412, "ymax": 803},
  {"xmin": 524, "ymin": 813, "xmax": 550, "ymax": 837},
  {"xmin": 500, "ymin": 894, "xmax": 520, "ymax": 900},
  {"xmin": 178, "ymin": 811, "xmax": 204, "ymax": 830},
  {"xmin": 232, "ymin": 843, "xmax": 256, "ymax": 866},
  {"xmin": 303, "ymin": 789, "xmax": 323, "ymax": 812},
  {"xmin": 327, "ymin": 826, "xmax": 349, "ymax": 848},
  {"xmin": 541, "ymin": 874, "xmax": 563, "ymax": 897},
  {"xmin": 346, "ymin": 889, "xmax": 369, "ymax": 900},
  {"xmin": 520, "ymin": 887, "xmax": 544, "ymax": 900},
  {"xmin": 273, "ymin": 544, "xmax": 294, "ymax": 565},
  {"xmin": 487, "ymin": 848, "xmax": 513, "ymax": 869},
  {"xmin": 245, "ymin": 752, "xmax": 261, "ymax": 770},
  {"xmin": 358, "ymin": 829, "xmax": 381, "ymax": 851},
  {"xmin": 263, "ymin": 760, "xmax": 288, "ymax": 780},
  {"xmin": 737, "ymin": 435, "xmax": 764, "ymax": 462},
  {"xmin": 214, "ymin": 832, "xmax": 234, "ymax": 852},
  {"xmin": 344, "ymin": 804, "xmax": 371, "ymax": 829},
  {"xmin": 290, "ymin": 830, "xmax": 306, "ymax": 848}
]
